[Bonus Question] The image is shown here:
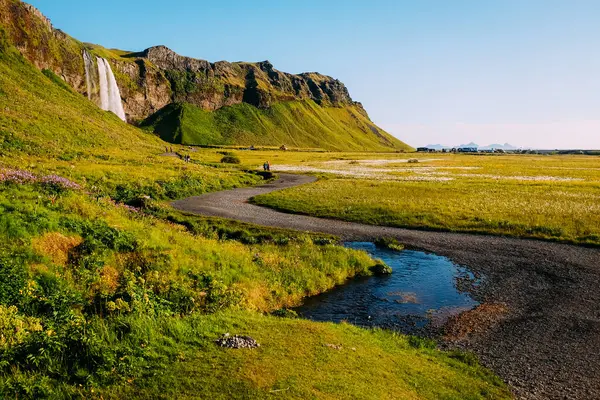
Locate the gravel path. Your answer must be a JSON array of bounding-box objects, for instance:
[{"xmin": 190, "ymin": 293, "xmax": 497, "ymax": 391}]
[{"xmin": 172, "ymin": 173, "xmax": 600, "ymax": 400}]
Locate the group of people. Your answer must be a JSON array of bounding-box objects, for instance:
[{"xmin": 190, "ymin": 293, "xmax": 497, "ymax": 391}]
[{"xmin": 263, "ymin": 161, "xmax": 271, "ymax": 171}]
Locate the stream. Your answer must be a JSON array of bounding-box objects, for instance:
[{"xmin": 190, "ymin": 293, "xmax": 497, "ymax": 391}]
[{"xmin": 295, "ymin": 242, "xmax": 481, "ymax": 335}]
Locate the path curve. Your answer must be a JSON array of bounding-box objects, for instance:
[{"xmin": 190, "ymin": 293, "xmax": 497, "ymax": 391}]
[{"xmin": 173, "ymin": 173, "xmax": 600, "ymax": 400}]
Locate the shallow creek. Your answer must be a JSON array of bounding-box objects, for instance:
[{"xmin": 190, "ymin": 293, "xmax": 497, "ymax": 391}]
[{"xmin": 295, "ymin": 242, "xmax": 481, "ymax": 335}]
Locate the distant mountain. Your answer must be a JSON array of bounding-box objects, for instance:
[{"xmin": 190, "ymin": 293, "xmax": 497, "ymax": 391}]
[
  {"xmin": 424, "ymin": 144, "xmax": 450, "ymax": 150},
  {"xmin": 480, "ymin": 143, "xmax": 518, "ymax": 150}
]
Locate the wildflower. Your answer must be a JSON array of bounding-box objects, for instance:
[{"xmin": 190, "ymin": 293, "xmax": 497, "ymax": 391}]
[
  {"xmin": 0, "ymin": 168, "xmax": 36, "ymax": 184},
  {"xmin": 40, "ymin": 174, "xmax": 81, "ymax": 190},
  {"xmin": 0, "ymin": 167, "xmax": 81, "ymax": 190}
]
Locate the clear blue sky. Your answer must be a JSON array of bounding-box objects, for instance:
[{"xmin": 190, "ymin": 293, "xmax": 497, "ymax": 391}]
[{"xmin": 28, "ymin": 0, "xmax": 600, "ymax": 149}]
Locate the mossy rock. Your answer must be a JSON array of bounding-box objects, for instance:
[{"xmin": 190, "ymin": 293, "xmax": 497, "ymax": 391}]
[
  {"xmin": 370, "ymin": 261, "xmax": 392, "ymax": 276},
  {"xmin": 271, "ymin": 308, "xmax": 299, "ymax": 319}
]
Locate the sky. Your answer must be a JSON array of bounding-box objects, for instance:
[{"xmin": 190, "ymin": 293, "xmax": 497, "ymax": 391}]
[{"xmin": 27, "ymin": 0, "xmax": 600, "ymax": 149}]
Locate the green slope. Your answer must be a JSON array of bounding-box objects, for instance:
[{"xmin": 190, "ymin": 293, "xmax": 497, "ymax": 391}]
[
  {"xmin": 141, "ymin": 101, "xmax": 413, "ymax": 152},
  {"xmin": 0, "ymin": 28, "xmax": 163, "ymax": 158}
]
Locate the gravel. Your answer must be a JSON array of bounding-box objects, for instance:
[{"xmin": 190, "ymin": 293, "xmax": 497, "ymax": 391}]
[
  {"xmin": 215, "ymin": 333, "xmax": 260, "ymax": 349},
  {"xmin": 173, "ymin": 173, "xmax": 600, "ymax": 400}
]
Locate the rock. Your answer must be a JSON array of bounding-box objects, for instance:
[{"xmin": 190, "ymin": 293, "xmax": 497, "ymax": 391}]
[
  {"xmin": 140, "ymin": 45, "xmax": 354, "ymax": 113},
  {"xmin": 370, "ymin": 261, "xmax": 393, "ymax": 276},
  {"xmin": 271, "ymin": 308, "xmax": 299, "ymax": 319},
  {"xmin": 215, "ymin": 333, "xmax": 260, "ymax": 349}
]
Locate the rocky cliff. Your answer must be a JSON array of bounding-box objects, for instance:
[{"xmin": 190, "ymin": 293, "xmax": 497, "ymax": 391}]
[
  {"xmin": 0, "ymin": 0, "xmax": 86, "ymax": 91},
  {"xmin": 0, "ymin": 1, "xmax": 360, "ymax": 120},
  {"xmin": 113, "ymin": 46, "xmax": 358, "ymax": 122},
  {"xmin": 0, "ymin": 0, "xmax": 412, "ymax": 151}
]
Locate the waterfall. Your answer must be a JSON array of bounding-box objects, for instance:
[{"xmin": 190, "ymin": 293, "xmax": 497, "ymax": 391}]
[
  {"xmin": 82, "ymin": 51, "xmax": 127, "ymax": 122},
  {"xmin": 83, "ymin": 51, "xmax": 94, "ymax": 100},
  {"xmin": 102, "ymin": 59, "xmax": 127, "ymax": 121},
  {"xmin": 96, "ymin": 57, "xmax": 110, "ymax": 111}
]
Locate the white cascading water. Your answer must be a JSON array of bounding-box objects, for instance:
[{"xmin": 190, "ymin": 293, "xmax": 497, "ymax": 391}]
[
  {"xmin": 96, "ymin": 57, "xmax": 110, "ymax": 111},
  {"xmin": 82, "ymin": 51, "xmax": 127, "ymax": 121},
  {"xmin": 102, "ymin": 58, "xmax": 127, "ymax": 121},
  {"xmin": 83, "ymin": 50, "xmax": 94, "ymax": 101}
]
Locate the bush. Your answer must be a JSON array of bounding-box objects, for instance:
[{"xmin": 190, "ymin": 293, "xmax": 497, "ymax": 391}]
[
  {"xmin": 220, "ymin": 155, "xmax": 241, "ymax": 164},
  {"xmin": 374, "ymin": 237, "xmax": 405, "ymax": 251},
  {"xmin": 370, "ymin": 260, "xmax": 392, "ymax": 276},
  {"xmin": 0, "ymin": 254, "xmax": 27, "ymax": 306}
]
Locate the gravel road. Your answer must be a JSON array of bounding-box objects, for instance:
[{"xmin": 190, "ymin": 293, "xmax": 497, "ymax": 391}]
[{"xmin": 172, "ymin": 173, "xmax": 600, "ymax": 400}]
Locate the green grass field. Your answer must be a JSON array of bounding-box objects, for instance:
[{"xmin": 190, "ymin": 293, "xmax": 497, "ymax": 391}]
[
  {"xmin": 250, "ymin": 153, "xmax": 600, "ymax": 246},
  {"xmin": 0, "ymin": 27, "xmax": 509, "ymax": 399}
]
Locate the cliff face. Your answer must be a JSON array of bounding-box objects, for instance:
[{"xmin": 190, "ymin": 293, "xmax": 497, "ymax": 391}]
[
  {"xmin": 114, "ymin": 46, "xmax": 355, "ymax": 120},
  {"xmin": 140, "ymin": 45, "xmax": 353, "ymax": 110},
  {"xmin": 0, "ymin": 0, "xmax": 86, "ymax": 92},
  {"xmin": 0, "ymin": 0, "xmax": 358, "ymax": 123}
]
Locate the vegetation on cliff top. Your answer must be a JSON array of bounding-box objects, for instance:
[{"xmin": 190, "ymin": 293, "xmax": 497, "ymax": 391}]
[{"xmin": 141, "ymin": 101, "xmax": 413, "ymax": 152}]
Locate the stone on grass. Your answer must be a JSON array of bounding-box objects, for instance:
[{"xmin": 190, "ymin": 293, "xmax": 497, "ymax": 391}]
[{"xmin": 215, "ymin": 333, "xmax": 260, "ymax": 349}]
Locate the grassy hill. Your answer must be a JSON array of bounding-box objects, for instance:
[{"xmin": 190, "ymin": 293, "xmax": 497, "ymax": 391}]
[
  {"xmin": 0, "ymin": 0, "xmax": 413, "ymax": 152},
  {"xmin": 141, "ymin": 101, "xmax": 413, "ymax": 151},
  {"xmin": 0, "ymin": 12, "xmax": 508, "ymax": 400}
]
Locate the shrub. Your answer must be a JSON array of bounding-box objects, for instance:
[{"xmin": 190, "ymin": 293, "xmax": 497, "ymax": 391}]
[
  {"xmin": 220, "ymin": 155, "xmax": 241, "ymax": 164},
  {"xmin": 0, "ymin": 254, "xmax": 27, "ymax": 306},
  {"xmin": 0, "ymin": 306, "xmax": 43, "ymax": 350},
  {"xmin": 374, "ymin": 237, "xmax": 405, "ymax": 251},
  {"xmin": 370, "ymin": 260, "xmax": 392, "ymax": 276}
]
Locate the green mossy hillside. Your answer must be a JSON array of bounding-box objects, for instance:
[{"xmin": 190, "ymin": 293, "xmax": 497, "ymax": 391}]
[
  {"xmin": 0, "ymin": 30, "xmax": 164, "ymax": 157},
  {"xmin": 141, "ymin": 101, "xmax": 413, "ymax": 152}
]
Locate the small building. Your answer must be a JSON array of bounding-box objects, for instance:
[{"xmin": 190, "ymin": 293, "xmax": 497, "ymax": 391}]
[
  {"xmin": 458, "ymin": 147, "xmax": 478, "ymax": 153},
  {"xmin": 416, "ymin": 147, "xmax": 429, "ymax": 152}
]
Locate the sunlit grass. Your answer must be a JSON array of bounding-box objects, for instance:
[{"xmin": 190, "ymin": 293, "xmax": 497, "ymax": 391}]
[
  {"xmin": 0, "ymin": 37, "xmax": 510, "ymax": 398},
  {"xmin": 252, "ymin": 154, "xmax": 600, "ymax": 246}
]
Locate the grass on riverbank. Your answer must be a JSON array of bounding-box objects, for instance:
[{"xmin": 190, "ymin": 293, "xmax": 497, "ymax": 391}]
[
  {"xmin": 100, "ymin": 311, "xmax": 510, "ymax": 400},
  {"xmin": 0, "ymin": 175, "xmax": 510, "ymax": 399},
  {"xmin": 250, "ymin": 154, "xmax": 600, "ymax": 246}
]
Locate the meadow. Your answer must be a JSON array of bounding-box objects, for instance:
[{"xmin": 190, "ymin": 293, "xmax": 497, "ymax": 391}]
[
  {"xmin": 0, "ymin": 160, "xmax": 510, "ymax": 399},
  {"xmin": 0, "ymin": 35, "xmax": 509, "ymax": 398},
  {"xmin": 249, "ymin": 153, "xmax": 600, "ymax": 246}
]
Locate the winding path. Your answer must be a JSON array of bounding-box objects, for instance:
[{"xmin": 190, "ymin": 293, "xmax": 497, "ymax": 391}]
[{"xmin": 173, "ymin": 173, "xmax": 600, "ymax": 400}]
